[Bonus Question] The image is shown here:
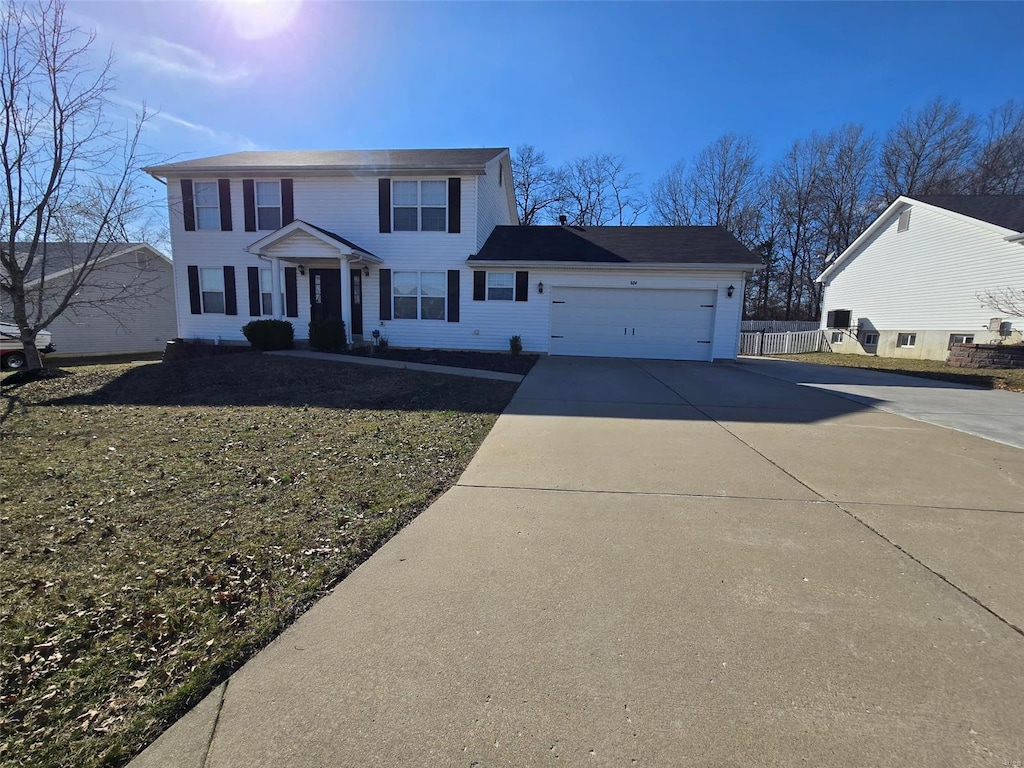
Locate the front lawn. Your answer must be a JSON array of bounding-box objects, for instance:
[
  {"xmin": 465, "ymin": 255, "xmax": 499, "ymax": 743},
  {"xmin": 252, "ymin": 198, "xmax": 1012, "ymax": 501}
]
[
  {"xmin": 0, "ymin": 354, "xmax": 517, "ymax": 767},
  {"xmin": 768, "ymin": 352, "xmax": 1024, "ymax": 393}
]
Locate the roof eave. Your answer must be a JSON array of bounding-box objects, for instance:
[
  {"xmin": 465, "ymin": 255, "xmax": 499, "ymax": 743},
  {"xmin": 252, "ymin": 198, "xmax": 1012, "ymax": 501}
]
[
  {"xmin": 144, "ymin": 164, "xmax": 489, "ymax": 179},
  {"xmin": 467, "ymin": 259, "xmax": 763, "ymax": 271}
]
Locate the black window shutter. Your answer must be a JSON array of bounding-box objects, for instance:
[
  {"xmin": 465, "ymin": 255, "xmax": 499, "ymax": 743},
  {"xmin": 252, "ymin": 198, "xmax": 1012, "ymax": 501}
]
[
  {"xmin": 515, "ymin": 270, "xmax": 529, "ymax": 302},
  {"xmin": 218, "ymin": 179, "xmax": 232, "ymax": 231},
  {"xmin": 447, "ymin": 270, "xmax": 460, "ymax": 322},
  {"xmin": 247, "ymin": 266, "xmax": 261, "ymax": 316},
  {"xmin": 378, "ymin": 179, "xmax": 391, "ymax": 233},
  {"xmin": 448, "ymin": 177, "xmax": 461, "ymax": 234},
  {"xmin": 379, "ymin": 268, "xmax": 392, "ymax": 320},
  {"xmin": 281, "ymin": 179, "xmax": 294, "ymax": 225},
  {"xmin": 187, "ymin": 265, "xmax": 201, "ymax": 313},
  {"xmin": 284, "ymin": 267, "xmax": 298, "ymax": 318},
  {"xmin": 242, "ymin": 179, "xmax": 256, "ymax": 232},
  {"xmin": 473, "ymin": 270, "xmax": 486, "ymax": 301},
  {"xmin": 223, "ymin": 266, "xmax": 237, "ymax": 315},
  {"xmin": 181, "ymin": 180, "xmax": 196, "ymax": 232}
]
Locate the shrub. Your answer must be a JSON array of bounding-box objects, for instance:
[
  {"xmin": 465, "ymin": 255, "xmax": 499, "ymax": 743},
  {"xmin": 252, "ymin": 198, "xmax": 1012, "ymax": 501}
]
[
  {"xmin": 241, "ymin": 320, "xmax": 294, "ymax": 351},
  {"xmin": 309, "ymin": 319, "xmax": 347, "ymax": 352},
  {"xmin": 509, "ymin": 334, "xmax": 523, "ymax": 356}
]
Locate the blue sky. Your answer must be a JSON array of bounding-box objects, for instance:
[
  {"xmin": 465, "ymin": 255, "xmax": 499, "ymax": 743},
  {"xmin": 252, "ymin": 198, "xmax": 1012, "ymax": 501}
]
[{"xmin": 74, "ymin": 0, "xmax": 1022, "ymax": 207}]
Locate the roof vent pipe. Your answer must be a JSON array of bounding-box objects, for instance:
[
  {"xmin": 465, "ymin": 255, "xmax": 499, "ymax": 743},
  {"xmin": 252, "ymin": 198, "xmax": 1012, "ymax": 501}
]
[{"xmin": 559, "ymin": 215, "xmax": 567, "ymax": 225}]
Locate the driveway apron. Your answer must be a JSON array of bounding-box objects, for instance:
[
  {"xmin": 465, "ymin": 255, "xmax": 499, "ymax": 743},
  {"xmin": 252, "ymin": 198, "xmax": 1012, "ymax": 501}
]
[{"xmin": 132, "ymin": 357, "xmax": 1024, "ymax": 768}]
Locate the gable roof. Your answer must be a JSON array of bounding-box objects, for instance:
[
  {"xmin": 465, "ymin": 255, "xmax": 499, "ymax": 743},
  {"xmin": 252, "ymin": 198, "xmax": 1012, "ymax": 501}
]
[
  {"xmin": 817, "ymin": 194, "xmax": 1024, "ymax": 284},
  {"xmin": 2, "ymin": 242, "xmax": 161, "ymax": 285},
  {"xmin": 145, "ymin": 148, "xmax": 508, "ymax": 177},
  {"xmin": 908, "ymin": 195, "xmax": 1024, "ymax": 233},
  {"xmin": 244, "ymin": 220, "xmax": 381, "ymax": 262},
  {"xmin": 471, "ymin": 226, "xmax": 762, "ymax": 267}
]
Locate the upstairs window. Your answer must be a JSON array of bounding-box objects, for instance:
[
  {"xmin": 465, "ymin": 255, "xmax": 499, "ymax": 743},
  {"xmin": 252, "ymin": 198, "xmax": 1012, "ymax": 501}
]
[
  {"xmin": 256, "ymin": 181, "xmax": 282, "ymax": 230},
  {"xmin": 393, "ymin": 180, "xmax": 447, "ymax": 232},
  {"xmin": 200, "ymin": 267, "xmax": 225, "ymax": 313},
  {"xmin": 393, "ymin": 271, "xmax": 446, "ymax": 319},
  {"xmin": 193, "ymin": 181, "xmax": 220, "ymax": 230},
  {"xmin": 487, "ymin": 272, "xmax": 514, "ymax": 301}
]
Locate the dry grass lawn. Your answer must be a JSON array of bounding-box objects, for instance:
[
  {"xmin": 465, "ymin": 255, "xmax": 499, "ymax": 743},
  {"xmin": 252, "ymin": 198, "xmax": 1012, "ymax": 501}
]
[{"xmin": 0, "ymin": 354, "xmax": 517, "ymax": 767}]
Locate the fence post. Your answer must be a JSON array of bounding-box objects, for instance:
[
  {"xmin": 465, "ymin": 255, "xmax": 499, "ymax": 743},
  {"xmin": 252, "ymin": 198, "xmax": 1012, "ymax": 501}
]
[
  {"xmin": 784, "ymin": 332, "xmax": 791, "ymax": 353},
  {"xmin": 759, "ymin": 330, "xmax": 765, "ymax": 356}
]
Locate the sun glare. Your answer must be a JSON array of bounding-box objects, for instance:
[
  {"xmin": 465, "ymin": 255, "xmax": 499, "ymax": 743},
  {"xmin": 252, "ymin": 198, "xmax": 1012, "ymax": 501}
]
[{"xmin": 219, "ymin": 0, "xmax": 302, "ymax": 41}]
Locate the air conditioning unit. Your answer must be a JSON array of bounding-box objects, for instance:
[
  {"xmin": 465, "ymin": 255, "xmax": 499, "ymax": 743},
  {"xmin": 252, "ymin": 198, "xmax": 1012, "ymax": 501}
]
[
  {"xmin": 988, "ymin": 317, "xmax": 1004, "ymax": 332},
  {"xmin": 1000, "ymin": 321, "xmax": 1013, "ymax": 337},
  {"xmin": 826, "ymin": 309, "xmax": 852, "ymax": 328}
]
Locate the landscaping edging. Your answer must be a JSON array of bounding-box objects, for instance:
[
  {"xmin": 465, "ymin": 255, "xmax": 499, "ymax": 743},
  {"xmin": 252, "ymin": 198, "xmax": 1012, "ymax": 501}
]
[
  {"xmin": 948, "ymin": 343, "xmax": 1024, "ymax": 369},
  {"xmin": 163, "ymin": 339, "xmax": 253, "ymax": 361}
]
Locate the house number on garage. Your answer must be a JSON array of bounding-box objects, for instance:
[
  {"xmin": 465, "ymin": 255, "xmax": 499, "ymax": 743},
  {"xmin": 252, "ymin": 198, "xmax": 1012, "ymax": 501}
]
[{"xmin": 630, "ymin": 280, "xmax": 638, "ymax": 285}]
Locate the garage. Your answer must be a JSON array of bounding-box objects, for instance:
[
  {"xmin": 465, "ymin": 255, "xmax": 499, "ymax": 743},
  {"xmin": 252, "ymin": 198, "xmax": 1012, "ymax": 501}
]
[{"xmin": 550, "ymin": 287, "xmax": 716, "ymax": 360}]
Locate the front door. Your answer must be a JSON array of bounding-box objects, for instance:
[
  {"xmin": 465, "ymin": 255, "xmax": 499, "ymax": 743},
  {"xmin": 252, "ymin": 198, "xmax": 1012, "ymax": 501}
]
[
  {"xmin": 349, "ymin": 268, "xmax": 364, "ymax": 336},
  {"xmin": 309, "ymin": 268, "xmax": 342, "ymax": 322}
]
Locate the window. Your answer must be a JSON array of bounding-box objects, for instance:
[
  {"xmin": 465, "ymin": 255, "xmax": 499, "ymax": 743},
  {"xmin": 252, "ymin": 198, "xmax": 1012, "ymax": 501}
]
[
  {"xmin": 392, "ymin": 180, "xmax": 446, "ymax": 232},
  {"xmin": 260, "ymin": 268, "xmax": 274, "ymax": 315},
  {"xmin": 863, "ymin": 332, "xmax": 879, "ymax": 346},
  {"xmin": 486, "ymin": 272, "xmax": 514, "ymax": 301},
  {"xmin": 393, "ymin": 271, "xmax": 445, "ymax": 320},
  {"xmin": 897, "ymin": 332, "xmax": 916, "ymax": 348},
  {"xmin": 194, "ymin": 181, "xmax": 220, "ymax": 230},
  {"xmin": 831, "ymin": 331, "xmax": 844, "ymax": 344},
  {"xmin": 256, "ymin": 181, "xmax": 282, "ymax": 230},
  {"xmin": 200, "ymin": 268, "xmax": 225, "ymax": 313},
  {"xmin": 897, "ymin": 209, "xmax": 911, "ymax": 233},
  {"xmin": 949, "ymin": 333, "xmax": 974, "ymax": 348}
]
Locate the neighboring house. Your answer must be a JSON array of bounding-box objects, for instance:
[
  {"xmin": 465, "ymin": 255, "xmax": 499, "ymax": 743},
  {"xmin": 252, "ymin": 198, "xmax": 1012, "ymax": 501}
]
[
  {"xmin": 1, "ymin": 242, "xmax": 176, "ymax": 357},
  {"xmin": 144, "ymin": 148, "xmax": 761, "ymax": 361},
  {"xmin": 817, "ymin": 195, "xmax": 1024, "ymax": 361}
]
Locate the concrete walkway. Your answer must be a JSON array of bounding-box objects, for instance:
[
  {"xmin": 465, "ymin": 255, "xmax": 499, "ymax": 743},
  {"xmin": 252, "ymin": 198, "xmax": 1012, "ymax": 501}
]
[
  {"xmin": 734, "ymin": 356, "xmax": 1024, "ymax": 449},
  {"xmin": 132, "ymin": 357, "xmax": 1024, "ymax": 768},
  {"xmin": 267, "ymin": 349, "xmax": 525, "ymax": 382}
]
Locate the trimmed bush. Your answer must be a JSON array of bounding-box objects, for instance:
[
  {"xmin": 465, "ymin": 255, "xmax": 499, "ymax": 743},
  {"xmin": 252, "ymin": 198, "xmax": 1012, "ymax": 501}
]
[
  {"xmin": 241, "ymin": 320, "xmax": 294, "ymax": 351},
  {"xmin": 309, "ymin": 319, "xmax": 347, "ymax": 352},
  {"xmin": 509, "ymin": 334, "xmax": 523, "ymax": 356}
]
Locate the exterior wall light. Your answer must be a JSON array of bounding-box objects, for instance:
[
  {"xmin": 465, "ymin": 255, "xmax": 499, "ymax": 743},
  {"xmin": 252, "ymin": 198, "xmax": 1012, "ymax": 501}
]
[
  {"xmin": 363, "ymin": 266, "xmax": 370, "ymax": 276},
  {"xmin": 537, "ymin": 281, "xmax": 544, "ymax": 294},
  {"xmin": 298, "ymin": 265, "xmax": 306, "ymax": 276},
  {"xmin": 727, "ymin": 284, "xmax": 735, "ymax": 298}
]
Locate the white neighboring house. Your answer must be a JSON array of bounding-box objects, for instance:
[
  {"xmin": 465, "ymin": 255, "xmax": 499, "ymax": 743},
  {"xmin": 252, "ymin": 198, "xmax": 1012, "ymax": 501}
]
[
  {"xmin": 817, "ymin": 195, "xmax": 1024, "ymax": 361},
  {"xmin": 1, "ymin": 242, "xmax": 176, "ymax": 360},
  {"xmin": 144, "ymin": 148, "xmax": 761, "ymax": 361}
]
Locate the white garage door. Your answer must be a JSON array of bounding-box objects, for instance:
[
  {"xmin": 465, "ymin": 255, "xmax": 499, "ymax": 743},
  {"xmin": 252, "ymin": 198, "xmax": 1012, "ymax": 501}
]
[{"xmin": 549, "ymin": 287, "xmax": 717, "ymax": 360}]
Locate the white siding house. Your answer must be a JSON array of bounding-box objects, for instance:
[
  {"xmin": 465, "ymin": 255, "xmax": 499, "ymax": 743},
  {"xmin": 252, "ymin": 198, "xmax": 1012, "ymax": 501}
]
[
  {"xmin": 818, "ymin": 195, "xmax": 1024, "ymax": 361},
  {"xmin": 145, "ymin": 148, "xmax": 761, "ymax": 361}
]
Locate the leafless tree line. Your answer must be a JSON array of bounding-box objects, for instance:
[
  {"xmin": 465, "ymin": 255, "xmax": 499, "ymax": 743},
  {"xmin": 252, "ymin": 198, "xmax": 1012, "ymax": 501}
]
[{"xmin": 515, "ymin": 96, "xmax": 1024, "ymax": 320}]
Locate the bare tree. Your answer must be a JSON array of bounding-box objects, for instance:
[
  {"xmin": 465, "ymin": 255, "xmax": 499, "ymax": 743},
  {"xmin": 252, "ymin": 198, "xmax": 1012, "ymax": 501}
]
[
  {"xmin": 684, "ymin": 133, "xmax": 763, "ymax": 246},
  {"xmin": 649, "ymin": 160, "xmax": 691, "ymax": 226},
  {"xmin": 878, "ymin": 97, "xmax": 977, "ymax": 201},
  {"xmin": 968, "ymin": 100, "xmax": 1024, "ymax": 194},
  {"xmin": 976, "ymin": 287, "xmax": 1024, "ymax": 318},
  {"xmin": 817, "ymin": 124, "xmax": 877, "ymax": 257},
  {"xmin": 1, "ymin": 0, "xmax": 155, "ymax": 371},
  {"xmin": 512, "ymin": 144, "xmax": 562, "ymax": 225},
  {"xmin": 557, "ymin": 153, "xmax": 646, "ymax": 226}
]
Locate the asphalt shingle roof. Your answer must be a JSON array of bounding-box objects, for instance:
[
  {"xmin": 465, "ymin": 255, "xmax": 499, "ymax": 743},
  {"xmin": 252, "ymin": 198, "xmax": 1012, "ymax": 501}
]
[
  {"xmin": 910, "ymin": 195, "xmax": 1024, "ymax": 232},
  {"xmin": 146, "ymin": 148, "xmax": 507, "ymax": 176},
  {"xmin": 471, "ymin": 226, "xmax": 762, "ymax": 266},
  {"xmin": 4, "ymin": 242, "xmax": 148, "ymax": 283}
]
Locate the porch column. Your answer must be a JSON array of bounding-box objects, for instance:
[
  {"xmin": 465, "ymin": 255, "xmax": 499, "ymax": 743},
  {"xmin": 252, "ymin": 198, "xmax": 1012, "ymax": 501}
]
[
  {"xmin": 270, "ymin": 256, "xmax": 282, "ymax": 319},
  {"xmin": 339, "ymin": 256, "xmax": 352, "ymax": 344}
]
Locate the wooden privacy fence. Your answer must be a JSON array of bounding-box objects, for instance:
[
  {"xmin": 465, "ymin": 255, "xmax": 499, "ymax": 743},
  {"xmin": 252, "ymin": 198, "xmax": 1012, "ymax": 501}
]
[
  {"xmin": 740, "ymin": 329, "xmax": 827, "ymax": 356},
  {"xmin": 741, "ymin": 320, "xmax": 820, "ymax": 333}
]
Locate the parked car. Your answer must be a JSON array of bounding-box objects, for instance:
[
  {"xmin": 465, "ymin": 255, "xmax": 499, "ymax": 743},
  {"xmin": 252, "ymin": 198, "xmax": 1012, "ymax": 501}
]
[{"xmin": 0, "ymin": 324, "xmax": 54, "ymax": 369}]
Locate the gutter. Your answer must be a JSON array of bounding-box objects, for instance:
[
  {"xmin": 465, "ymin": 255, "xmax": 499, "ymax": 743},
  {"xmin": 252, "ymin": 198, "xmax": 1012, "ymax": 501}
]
[{"xmin": 465, "ymin": 260, "xmax": 765, "ymax": 271}]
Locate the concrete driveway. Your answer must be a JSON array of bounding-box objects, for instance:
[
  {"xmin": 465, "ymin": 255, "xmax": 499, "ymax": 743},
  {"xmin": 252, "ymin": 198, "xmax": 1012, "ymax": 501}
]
[{"xmin": 133, "ymin": 357, "xmax": 1024, "ymax": 768}]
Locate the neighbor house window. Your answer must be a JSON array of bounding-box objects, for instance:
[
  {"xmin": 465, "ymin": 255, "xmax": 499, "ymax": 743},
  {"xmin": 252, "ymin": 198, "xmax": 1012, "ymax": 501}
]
[
  {"xmin": 897, "ymin": 332, "xmax": 916, "ymax": 348},
  {"xmin": 392, "ymin": 180, "xmax": 446, "ymax": 232},
  {"xmin": 897, "ymin": 210, "xmax": 911, "ymax": 233},
  {"xmin": 949, "ymin": 333, "xmax": 974, "ymax": 348},
  {"xmin": 193, "ymin": 181, "xmax": 220, "ymax": 230},
  {"xmin": 487, "ymin": 272, "xmax": 514, "ymax": 301},
  {"xmin": 831, "ymin": 331, "xmax": 844, "ymax": 344},
  {"xmin": 200, "ymin": 267, "xmax": 225, "ymax": 313},
  {"xmin": 393, "ymin": 271, "xmax": 445, "ymax": 319},
  {"xmin": 862, "ymin": 332, "xmax": 879, "ymax": 346},
  {"xmin": 256, "ymin": 181, "xmax": 282, "ymax": 230}
]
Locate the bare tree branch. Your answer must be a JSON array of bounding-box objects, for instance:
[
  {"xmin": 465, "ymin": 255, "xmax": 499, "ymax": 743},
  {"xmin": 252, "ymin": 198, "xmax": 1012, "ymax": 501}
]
[
  {"xmin": 512, "ymin": 144, "xmax": 562, "ymax": 225},
  {"xmin": 976, "ymin": 287, "xmax": 1024, "ymax": 318}
]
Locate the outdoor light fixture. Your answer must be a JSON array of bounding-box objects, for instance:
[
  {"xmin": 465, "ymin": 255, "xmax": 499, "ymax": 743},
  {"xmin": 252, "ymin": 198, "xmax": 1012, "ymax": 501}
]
[
  {"xmin": 537, "ymin": 281, "xmax": 544, "ymax": 294},
  {"xmin": 727, "ymin": 284, "xmax": 735, "ymax": 298},
  {"xmin": 363, "ymin": 266, "xmax": 370, "ymax": 276},
  {"xmin": 298, "ymin": 265, "xmax": 306, "ymax": 276}
]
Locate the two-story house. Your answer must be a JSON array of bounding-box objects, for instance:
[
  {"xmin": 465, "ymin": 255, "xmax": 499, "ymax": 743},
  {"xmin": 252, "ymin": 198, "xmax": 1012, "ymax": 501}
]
[{"xmin": 145, "ymin": 148, "xmax": 761, "ymax": 360}]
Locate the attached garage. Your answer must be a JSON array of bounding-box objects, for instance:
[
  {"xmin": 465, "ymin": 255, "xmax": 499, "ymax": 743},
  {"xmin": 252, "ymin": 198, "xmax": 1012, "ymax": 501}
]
[
  {"xmin": 550, "ymin": 287, "xmax": 716, "ymax": 360},
  {"xmin": 470, "ymin": 225, "xmax": 763, "ymax": 361}
]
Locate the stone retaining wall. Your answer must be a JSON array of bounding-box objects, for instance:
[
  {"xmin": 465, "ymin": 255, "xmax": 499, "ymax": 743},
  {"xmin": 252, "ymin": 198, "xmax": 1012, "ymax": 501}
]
[{"xmin": 947, "ymin": 343, "xmax": 1024, "ymax": 369}]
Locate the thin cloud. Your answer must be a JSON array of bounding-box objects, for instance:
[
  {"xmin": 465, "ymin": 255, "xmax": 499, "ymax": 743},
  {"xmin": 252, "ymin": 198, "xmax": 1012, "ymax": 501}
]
[
  {"xmin": 126, "ymin": 36, "xmax": 251, "ymax": 85},
  {"xmin": 113, "ymin": 97, "xmax": 259, "ymax": 152}
]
